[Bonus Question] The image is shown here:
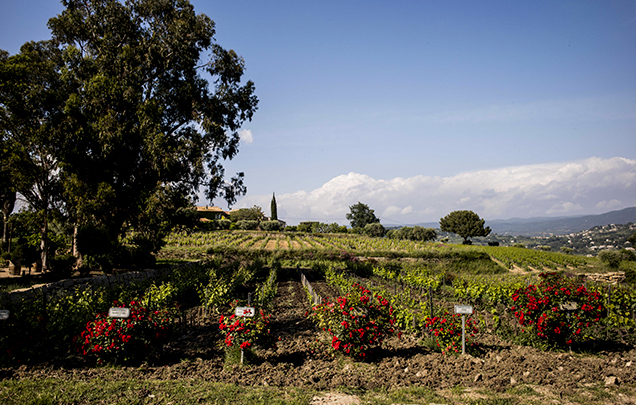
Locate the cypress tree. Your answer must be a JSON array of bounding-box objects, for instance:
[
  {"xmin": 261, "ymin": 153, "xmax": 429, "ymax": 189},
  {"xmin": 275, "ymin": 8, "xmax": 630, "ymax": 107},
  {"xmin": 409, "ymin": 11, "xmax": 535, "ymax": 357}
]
[{"xmin": 270, "ymin": 192, "xmax": 278, "ymax": 221}]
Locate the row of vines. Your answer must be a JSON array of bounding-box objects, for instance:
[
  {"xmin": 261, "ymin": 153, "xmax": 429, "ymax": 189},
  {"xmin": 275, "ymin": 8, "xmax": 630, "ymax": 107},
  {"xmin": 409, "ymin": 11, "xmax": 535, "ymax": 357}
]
[{"xmin": 164, "ymin": 230, "xmax": 597, "ymax": 272}]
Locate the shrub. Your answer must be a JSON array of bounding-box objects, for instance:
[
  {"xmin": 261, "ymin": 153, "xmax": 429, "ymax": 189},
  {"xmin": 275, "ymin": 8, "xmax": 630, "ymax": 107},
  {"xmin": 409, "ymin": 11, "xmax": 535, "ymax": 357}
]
[
  {"xmin": 75, "ymin": 299, "xmax": 176, "ymax": 365},
  {"xmin": 260, "ymin": 220, "xmax": 282, "ymax": 231},
  {"xmin": 425, "ymin": 312, "xmax": 478, "ymax": 355},
  {"xmin": 363, "ymin": 223, "xmax": 386, "ymax": 238},
  {"xmin": 236, "ymin": 220, "xmax": 259, "ymax": 230},
  {"xmin": 598, "ymin": 250, "xmax": 622, "ymax": 269},
  {"xmin": 219, "ymin": 301, "xmax": 274, "ymax": 357},
  {"xmin": 216, "ymin": 219, "xmax": 231, "ymax": 230},
  {"xmin": 308, "ymin": 283, "xmax": 398, "ymax": 359},
  {"xmin": 510, "ymin": 272, "xmax": 604, "ymax": 348}
]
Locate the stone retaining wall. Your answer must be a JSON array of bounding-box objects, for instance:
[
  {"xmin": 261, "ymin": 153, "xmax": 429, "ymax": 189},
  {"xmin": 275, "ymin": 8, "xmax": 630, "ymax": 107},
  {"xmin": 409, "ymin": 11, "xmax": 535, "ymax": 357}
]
[
  {"xmin": 0, "ymin": 261, "xmax": 201, "ymax": 305},
  {"xmin": 581, "ymin": 272, "xmax": 625, "ymax": 284}
]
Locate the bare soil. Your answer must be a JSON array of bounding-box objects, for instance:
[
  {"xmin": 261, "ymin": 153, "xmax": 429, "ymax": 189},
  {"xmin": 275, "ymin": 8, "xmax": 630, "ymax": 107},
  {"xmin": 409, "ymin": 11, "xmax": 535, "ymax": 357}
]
[{"xmin": 1, "ymin": 272, "xmax": 635, "ymax": 403}]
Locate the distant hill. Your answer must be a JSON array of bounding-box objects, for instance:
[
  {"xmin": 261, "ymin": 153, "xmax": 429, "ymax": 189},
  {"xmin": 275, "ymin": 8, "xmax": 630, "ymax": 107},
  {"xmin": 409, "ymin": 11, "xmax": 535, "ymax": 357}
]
[{"xmin": 414, "ymin": 207, "xmax": 635, "ymax": 237}]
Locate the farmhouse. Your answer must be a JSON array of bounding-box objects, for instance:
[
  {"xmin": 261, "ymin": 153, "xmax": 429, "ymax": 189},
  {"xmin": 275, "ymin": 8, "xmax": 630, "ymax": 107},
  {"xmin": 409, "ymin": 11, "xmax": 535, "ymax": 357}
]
[{"xmin": 196, "ymin": 206, "xmax": 230, "ymax": 221}]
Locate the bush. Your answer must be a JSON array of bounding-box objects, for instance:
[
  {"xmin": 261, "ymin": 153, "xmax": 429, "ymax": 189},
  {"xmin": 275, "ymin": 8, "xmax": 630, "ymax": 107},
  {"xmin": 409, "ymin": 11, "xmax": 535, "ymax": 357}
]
[
  {"xmin": 510, "ymin": 272, "xmax": 604, "ymax": 348},
  {"xmin": 363, "ymin": 223, "xmax": 386, "ymax": 238},
  {"xmin": 236, "ymin": 220, "xmax": 259, "ymax": 230},
  {"xmin": 219, "ymin": 301, "xmax": 275, "ymax": 364},
  {"xmin": 260, "ymin": 220, "xmax": 282, "ymax": 231},
  {"xmin": 308, "ymin": 282, "xmax": 398, "ymax": 359},
  {"xmin": 598, "ymin": 250, "xmax": 622, "ymax": 269},
  {"xmin": 425, "ymin": 312, "xmax": 478, "ymax": 355},
  {"xmin": 75, "ymin": 299, "xmax": 176, "ymax": 365},
  {"xmin": 216, "ymin": 219, "xmax": 231, "ymax": 230}
]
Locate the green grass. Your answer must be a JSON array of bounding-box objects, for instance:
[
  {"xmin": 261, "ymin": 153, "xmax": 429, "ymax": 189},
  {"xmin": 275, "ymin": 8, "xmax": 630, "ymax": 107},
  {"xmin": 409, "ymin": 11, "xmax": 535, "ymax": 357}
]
[
  {"xmin": 2, "ymin": 378, "xmax": 634, "ymax": 405},
  {"xmin": 0, "ymin": 379, "xmax": 314, "ymax": 405}
]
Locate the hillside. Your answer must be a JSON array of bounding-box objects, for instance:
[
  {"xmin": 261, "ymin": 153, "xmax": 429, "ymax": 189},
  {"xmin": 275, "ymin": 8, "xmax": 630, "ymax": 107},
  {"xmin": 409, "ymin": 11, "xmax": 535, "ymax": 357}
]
[{"xmin": 415, "ymin": 207, "xmax": 635, "ymax": 237}]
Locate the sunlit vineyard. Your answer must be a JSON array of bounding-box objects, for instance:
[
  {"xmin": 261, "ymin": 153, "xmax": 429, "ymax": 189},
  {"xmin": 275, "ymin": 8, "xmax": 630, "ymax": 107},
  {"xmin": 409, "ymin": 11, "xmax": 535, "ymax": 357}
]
[{"xmin": 162, "ymin": 230, "xmax": 599, "ymax": 273}]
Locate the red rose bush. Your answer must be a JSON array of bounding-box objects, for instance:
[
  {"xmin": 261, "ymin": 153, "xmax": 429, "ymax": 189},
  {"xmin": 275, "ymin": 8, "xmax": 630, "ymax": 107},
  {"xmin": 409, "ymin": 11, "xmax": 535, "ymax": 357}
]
[
  {"xmin": 308, "ymin": 282, "xmax": 398, "ymax": 359},
  {"xmin": 75, "ymin": 300, "xmax": 175, "ymax": 364},
  {"xmin": 218, "ymin": 300, "xmax": 274, "ymax": 356},
  {"xmin": 425, "ymin": 312, "xmax": 478, "ymax": 355},
  {"xmin": 510, "ymin": 272, "xmax": 604, "ymax": 348}
]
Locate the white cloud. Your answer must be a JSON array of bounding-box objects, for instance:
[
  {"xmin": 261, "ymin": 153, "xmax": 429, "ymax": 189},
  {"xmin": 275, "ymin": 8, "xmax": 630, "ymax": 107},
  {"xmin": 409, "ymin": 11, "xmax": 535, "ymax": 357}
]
[
  {"xmin": 233, "ymin": 157, "xmax": 636, "ymax": 225},
  {"xmin": 239, "ymin": 129, "xmax": 253, "ymax": 144}
]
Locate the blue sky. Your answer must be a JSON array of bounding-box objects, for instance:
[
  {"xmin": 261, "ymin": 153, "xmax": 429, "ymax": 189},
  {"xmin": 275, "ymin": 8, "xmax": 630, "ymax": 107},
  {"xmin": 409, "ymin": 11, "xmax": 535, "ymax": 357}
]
[{"xmin": 2, "ymin": 0, "xmax": 634, "ymax": 225}]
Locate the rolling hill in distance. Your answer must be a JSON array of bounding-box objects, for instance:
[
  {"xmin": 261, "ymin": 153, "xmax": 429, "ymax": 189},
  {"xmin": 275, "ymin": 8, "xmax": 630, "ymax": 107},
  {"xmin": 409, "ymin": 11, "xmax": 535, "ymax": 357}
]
[{"xmin": 414, "ymin": 207, "xmax": 635, "ymax": 237}]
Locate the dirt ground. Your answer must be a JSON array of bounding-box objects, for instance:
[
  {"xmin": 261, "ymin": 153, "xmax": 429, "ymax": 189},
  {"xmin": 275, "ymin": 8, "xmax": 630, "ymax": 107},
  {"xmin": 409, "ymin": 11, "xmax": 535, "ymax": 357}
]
[{"xmin": 1, "ymin": 274, "xmax": 635, "ymax": 404}]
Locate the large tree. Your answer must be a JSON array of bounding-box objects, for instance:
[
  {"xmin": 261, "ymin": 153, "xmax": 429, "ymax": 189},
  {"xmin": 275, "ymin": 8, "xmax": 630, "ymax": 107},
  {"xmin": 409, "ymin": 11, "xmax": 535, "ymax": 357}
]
[
  {"xmin": 44, "ymin": 0, "xmax": 258, "ymax": 261},
  {"xmin": 439, "ymin": 210, "xmax": 491, "ymax": 244},
  {"xmin": 346, "ymin": 202, "xmax": 380, "ymax": 229},
  {"xmin": 0, "ymin": 41, "xmax": 67, "ymax": 268}
]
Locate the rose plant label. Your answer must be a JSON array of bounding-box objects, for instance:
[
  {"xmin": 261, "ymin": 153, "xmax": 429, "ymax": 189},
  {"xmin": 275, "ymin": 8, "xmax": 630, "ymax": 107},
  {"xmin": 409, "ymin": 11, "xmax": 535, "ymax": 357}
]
[
  {"xmin": 454, "ymin": 305, "xmax": 473, "ymax": 315},
  {"xmin": 108, "ymin": 307, "xmax": 131, "ymax": 318},
  {"xmin": 235, "ymin": 306, "xmax": 255, "ymax": 317}
]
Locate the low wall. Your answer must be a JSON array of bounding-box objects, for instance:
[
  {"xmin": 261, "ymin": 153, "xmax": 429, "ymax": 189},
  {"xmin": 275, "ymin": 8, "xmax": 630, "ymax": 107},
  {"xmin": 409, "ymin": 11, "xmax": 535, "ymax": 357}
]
[
  {"xmin": 0, "ymin": 261, "xmax": 201, "ymax": 305},
  {"xmin": 582, "ymin": 272, "xmax": 625, "ymax": 285}
]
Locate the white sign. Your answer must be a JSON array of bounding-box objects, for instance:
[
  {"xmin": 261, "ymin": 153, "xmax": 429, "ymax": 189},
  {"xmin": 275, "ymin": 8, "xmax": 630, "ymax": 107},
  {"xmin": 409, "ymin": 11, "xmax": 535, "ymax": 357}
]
[
  {"xmin": 454, "ymin": 304, "xmax": 473, "ymax": 315},
  {"xmin": 559, "ymin": 302, "xmax": 578, "ymax": 312},
  {"xmin": 0, "ymin": 310, "xmax": 9, "ymax": 320},
  {"xmin": 108, "ymin": 307, "xmax": 131, "ymax": 318},
  {"xmin": 235, "ymin": 306, "xmax": 255, "ymax": 317}
]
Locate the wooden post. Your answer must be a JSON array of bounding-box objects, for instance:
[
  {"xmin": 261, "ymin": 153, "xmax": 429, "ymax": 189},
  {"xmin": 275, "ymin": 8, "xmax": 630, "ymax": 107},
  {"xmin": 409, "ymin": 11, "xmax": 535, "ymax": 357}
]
[{"xmin": 428, "ymin": 286, "xmax": 433, "ymax": 318}]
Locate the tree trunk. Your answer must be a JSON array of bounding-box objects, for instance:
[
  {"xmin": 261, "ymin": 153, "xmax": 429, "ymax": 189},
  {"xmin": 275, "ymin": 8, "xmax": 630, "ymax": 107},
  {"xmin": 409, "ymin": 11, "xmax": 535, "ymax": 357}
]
[
  {"xmin": 72, "ymin": 225, "xmax": 83, "ymax": 267},
  {"xmin": 40, "ymin": 209, "xmax": 48, "ymax": 270},
  {"xmin": 2, "ymin": 191, "xmax": 16, "ymax": 248}
]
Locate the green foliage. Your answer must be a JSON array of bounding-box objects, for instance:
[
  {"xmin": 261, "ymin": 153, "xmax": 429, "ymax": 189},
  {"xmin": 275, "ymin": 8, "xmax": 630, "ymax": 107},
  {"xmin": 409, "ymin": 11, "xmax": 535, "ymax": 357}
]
[
  {"xmin": 387, "ymin": 226, "xmax": 437, "ymax": 242},
  {"xmin": 236, "ymin": 220, "xmax": 259, "ymax": 230},
  {"xmin": 230, "ymin": 207, "xmax": 265, "ymax": 222},
  {"xmin": 254, "ymin": 265, "xmax": 279, "ymax": 310},
  {"xmin": 440, "ymin": 210, "xmax": 491, "ymax": 244},
  {"xmin": 598, "ymin": 250, "xmax": 623, "ymax": 269},
  {"xmin": 363, "ymin": 222, "xmax": 386, "ymax": 238},
  {"xmin": 346, "ymin": 202, "xmax": 380, "ymax": 230},
  {"xmin": 4, "ymin": 0, "xmax": 259, "ymax": 266},
  {"xmin": 260, "ymin": 220, "xmax": 283, "ymax": 231}
]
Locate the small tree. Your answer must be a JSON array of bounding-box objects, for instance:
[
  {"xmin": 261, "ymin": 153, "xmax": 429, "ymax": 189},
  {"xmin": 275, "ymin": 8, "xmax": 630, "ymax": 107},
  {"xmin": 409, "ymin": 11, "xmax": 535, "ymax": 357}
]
[
  {"xmin": 363, "ymin": 223, "xmax": 385, "ymax": 238},
  {"xmin": 346, "ymin": 202, "xmax": 380, "ymax": 230},
  {"xmin": 270, "ymin": 193, "xmax": 277, "ymax": 221},
  {"xmin": 439, "ymin": 210, "xmax": 491, "ymax": 244},
  {"xmin": 230, "ymin": 206, "xmax": 265, "ymax": 222}
]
